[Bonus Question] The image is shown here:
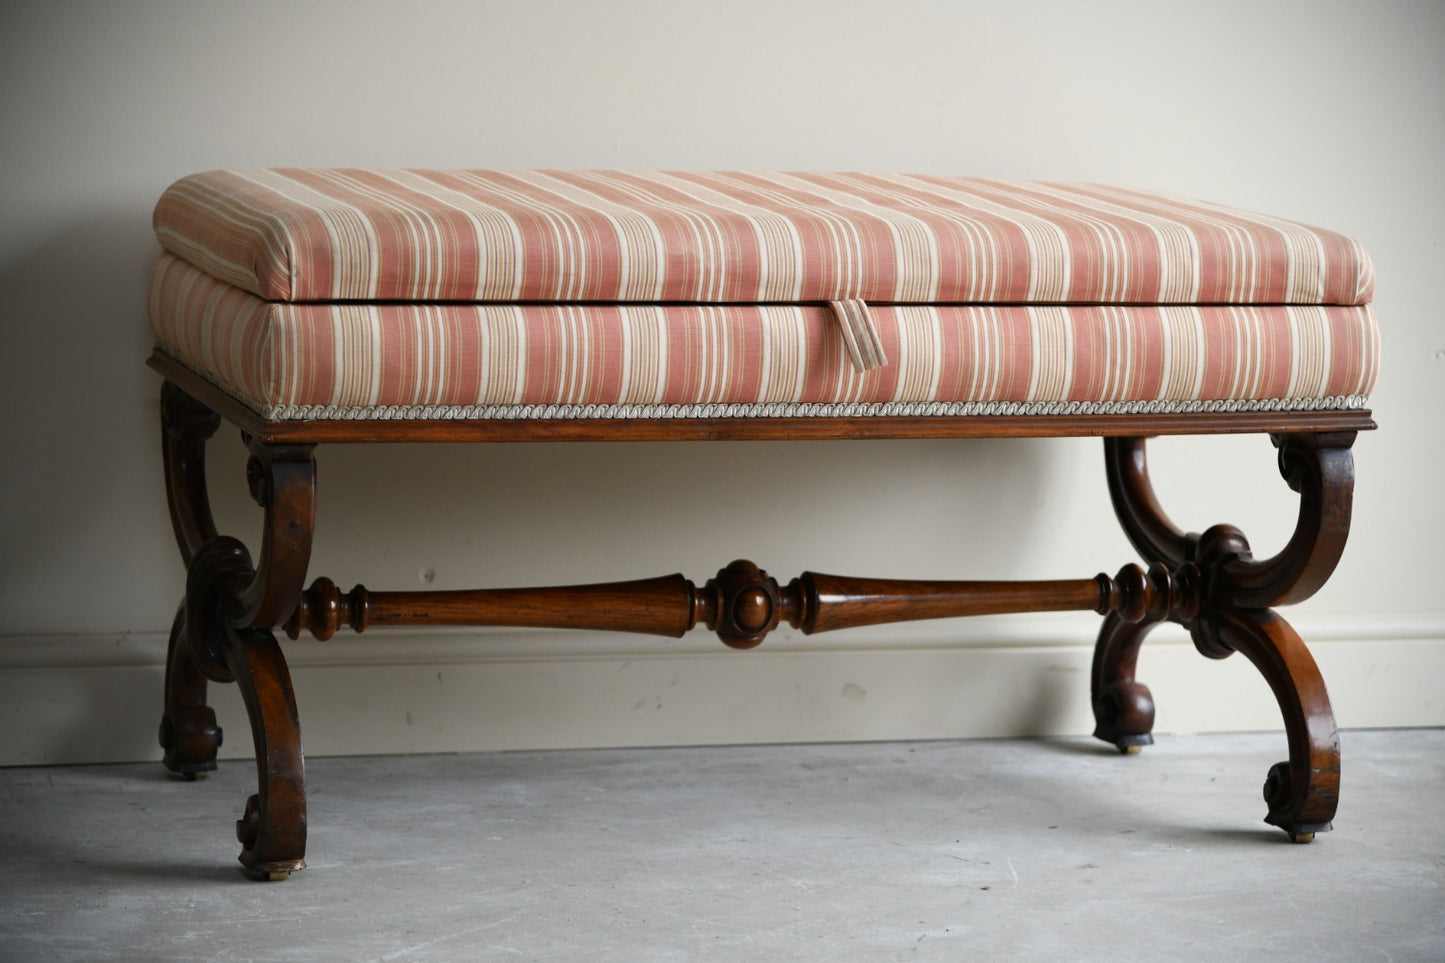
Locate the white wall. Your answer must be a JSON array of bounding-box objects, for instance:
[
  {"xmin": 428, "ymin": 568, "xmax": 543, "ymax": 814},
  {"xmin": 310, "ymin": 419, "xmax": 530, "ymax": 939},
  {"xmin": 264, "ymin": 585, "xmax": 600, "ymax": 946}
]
[{"xmin": 2, "ymin": 0, "xmax": 1441, "ymax": 764}]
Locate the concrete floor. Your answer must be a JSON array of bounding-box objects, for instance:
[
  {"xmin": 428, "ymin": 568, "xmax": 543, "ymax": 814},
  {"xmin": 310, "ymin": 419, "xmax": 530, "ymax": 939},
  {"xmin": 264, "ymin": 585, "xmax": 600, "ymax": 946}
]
[{"xmin": 1, "ymin": 731, "xmax": 1442, "ymax": 962}]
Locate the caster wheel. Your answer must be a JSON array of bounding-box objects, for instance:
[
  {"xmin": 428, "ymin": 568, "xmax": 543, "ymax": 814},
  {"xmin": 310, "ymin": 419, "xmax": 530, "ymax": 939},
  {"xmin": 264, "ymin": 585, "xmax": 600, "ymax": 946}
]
[
  {"xmin": 1288, "ymin": 832, "xmax": 1315, "ymax": 844},
  {"xmin": 1120, "ymin": 744, "xmax": 1143, "ymax": 755}
]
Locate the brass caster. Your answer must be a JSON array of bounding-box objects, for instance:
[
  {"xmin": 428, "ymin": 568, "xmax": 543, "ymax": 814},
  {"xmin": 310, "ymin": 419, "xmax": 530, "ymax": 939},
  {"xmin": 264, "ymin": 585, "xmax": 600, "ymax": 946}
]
[
  {"xmin": 264, "ymin": 870, "xmax": 292, "ymax": 882},
  {"xmin": 1288, "ymin": 832, "xmax": 1315, "ymax": 844},
  {"xmin": 1120, "ymin": 744, "xmax": 1144, "ymax": 755}
]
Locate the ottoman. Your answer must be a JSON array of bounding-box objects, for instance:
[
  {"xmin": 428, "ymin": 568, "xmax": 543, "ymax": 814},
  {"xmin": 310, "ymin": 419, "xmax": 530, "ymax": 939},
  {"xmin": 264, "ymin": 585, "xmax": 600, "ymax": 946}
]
[{"xmin": 147, "ymin": 170, "xmax": 1377, "ymax": 876}]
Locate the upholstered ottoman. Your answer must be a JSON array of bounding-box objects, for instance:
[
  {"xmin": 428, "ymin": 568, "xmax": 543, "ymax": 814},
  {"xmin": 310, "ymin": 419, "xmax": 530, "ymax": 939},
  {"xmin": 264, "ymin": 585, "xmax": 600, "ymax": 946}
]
[{"xmin": 148, "ymin": 170, "xmax": 1377, "ymax": 877}]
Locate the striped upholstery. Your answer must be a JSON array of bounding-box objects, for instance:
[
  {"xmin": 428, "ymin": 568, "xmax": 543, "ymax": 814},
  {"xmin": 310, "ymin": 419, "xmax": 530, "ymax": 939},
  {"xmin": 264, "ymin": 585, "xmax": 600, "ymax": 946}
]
[
  {"xmin": 148, "ymin": 170, "xmax": 1379, "ymax": 420},
  {"xmin": 155, "ymin": 170, "xmax": 1374, "ymax": 306},
  {"xmin": 150, "ymin": 253, "xmax": 1377, "ymax": 420}
]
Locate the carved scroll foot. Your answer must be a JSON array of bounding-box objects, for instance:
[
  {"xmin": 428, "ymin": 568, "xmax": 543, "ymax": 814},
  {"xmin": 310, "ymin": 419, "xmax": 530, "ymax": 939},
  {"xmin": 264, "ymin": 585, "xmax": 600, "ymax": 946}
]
[
  {"xmin": 211, "ymin": 437, "xmax": 315, "ymax": 877},
  {"xmin": 228, "ymin": 627, "xmax": 307, "ymax": 878},
  {"xmin": 159, "ymin": 603, "xmax": 222, "ymax": 778},
  {"xmin": 161, "ymin": 379, "xmax": 317, "ymax": 869},
  {"xmin": 1216, "ymin": 607, "xmax": 1340, "ymax": 839},
  {"xmin": 1096, "ymin": 433, "xmax": 1354, "ymax": 840},
  {"xmin": 1092, "ymin": 436, "xmax": 1190, "ymax": 755},
  {"xmin": 186, "ymin": 536, "xmax": 308, "ymax": 877},
  {"xmin": 158, "ymin": 382, "xmax": 225, "ymax": 778},
  {"xmin": 1090, "ymin": 613, "xmax": 1159, "ymax": 752}
]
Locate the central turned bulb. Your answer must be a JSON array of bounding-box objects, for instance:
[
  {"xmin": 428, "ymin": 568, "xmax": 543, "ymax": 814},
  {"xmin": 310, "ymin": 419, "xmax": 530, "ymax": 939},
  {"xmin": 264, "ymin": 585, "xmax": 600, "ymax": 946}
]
[{"xmin": 732, "ymin": 586, "xmax": 772, "ymax": 632}]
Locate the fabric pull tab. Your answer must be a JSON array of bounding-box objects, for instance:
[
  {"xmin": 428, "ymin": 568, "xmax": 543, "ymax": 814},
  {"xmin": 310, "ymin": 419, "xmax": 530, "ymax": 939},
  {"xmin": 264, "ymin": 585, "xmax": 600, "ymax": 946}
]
[{"xmin": 829, "ymin": 299, "xmax": 887, "ymax": 372}]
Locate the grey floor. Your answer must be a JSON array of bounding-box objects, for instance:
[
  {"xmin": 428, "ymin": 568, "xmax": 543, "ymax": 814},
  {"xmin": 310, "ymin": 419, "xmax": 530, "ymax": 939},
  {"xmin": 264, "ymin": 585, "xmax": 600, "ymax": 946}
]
[{"xmin": 2, "ymin": 731, "xmax": 1442, "ymax": 962}]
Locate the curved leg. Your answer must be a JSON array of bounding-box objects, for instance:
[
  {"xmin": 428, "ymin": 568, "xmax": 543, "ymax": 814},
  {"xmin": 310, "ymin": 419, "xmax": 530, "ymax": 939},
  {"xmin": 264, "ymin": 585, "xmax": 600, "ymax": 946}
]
[
  {"xmin": 161, "ymin": 381, "xmax": 221, "ymax": 565},
  {"xmin": 1214, "ymin": 606, "xmax": 1339, "ymax": 841},
  {"xmin": 1094, "ymin": 438, "xmax": 1189, "ymax": 755},
  {"xmin": 228, "ymin": 626, "xmax": 307, "ymax": 877},
  {"xmin": 160, "ymin": 380, "xmax": 318, "ymax": 877},
  {"xmin": 1096, "ymin": 433, "xmax": 1355, "ymax": 841},
  {"xmin": 1090, "ymin": 613, "xmax": 1161, "ymax": 753},
  {"xmin": 158, "ymin": 603, "xmax": 222, "ymax": 777},
  {"xmin": 1104, "ymin": 436, "xmax": 1195, "ymax": 568},
  {"xmin": 1223, "ymin": 432, "xmax": 1356, "ymax": 608},
  {"xmin": 158, "ymin": 382, "xmax": 224, "ymax": 776},
  {"xmin": 226, "ymin": 442, "xmax": 313, "ymax": 876},
  {"xmin": 187, "ymin": 534, "xmax": 310, "ymax": 877},
  {"xmin": 223, "ymin": 442, "xmax": 314, "ymax": 877},
  {"xmin": 232, "ymin": 438, "xmax": 317, "ymax": 629}
]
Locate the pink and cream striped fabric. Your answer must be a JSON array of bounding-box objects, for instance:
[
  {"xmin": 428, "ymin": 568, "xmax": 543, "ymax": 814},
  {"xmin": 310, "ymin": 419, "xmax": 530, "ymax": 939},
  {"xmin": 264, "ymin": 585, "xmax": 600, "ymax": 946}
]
[
  {"xmin": 149, "ymin": 253, "xmax": 1378, "ymax": 420},
  {"xmin": 148, "ymin": 170, "xmax": 1378, "ymax": 420},
  {"xmin": 155, "ymin": 169, "xmax": 1374, "ymax": 307}
]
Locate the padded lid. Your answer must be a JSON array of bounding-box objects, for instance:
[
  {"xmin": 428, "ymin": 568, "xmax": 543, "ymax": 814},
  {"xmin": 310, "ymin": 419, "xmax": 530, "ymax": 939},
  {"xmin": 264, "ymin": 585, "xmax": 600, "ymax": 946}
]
[{"xmin": 153, "ymin": 169, "xmax": 1374, "ymax": 308}]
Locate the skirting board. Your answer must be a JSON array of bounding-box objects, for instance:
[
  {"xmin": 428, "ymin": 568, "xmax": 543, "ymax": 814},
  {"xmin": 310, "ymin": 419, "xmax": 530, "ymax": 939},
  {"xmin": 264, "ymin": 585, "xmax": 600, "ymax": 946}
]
[{"xmin": 2, "ymin": 613, "xmax": 1441, "ymax": 766}]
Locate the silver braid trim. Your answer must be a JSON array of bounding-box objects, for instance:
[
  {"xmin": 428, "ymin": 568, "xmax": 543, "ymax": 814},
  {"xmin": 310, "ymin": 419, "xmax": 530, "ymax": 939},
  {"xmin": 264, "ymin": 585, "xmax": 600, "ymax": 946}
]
[{"xmin": 260, "ymin": 396, "xmax": 1372, "ymax": 421}]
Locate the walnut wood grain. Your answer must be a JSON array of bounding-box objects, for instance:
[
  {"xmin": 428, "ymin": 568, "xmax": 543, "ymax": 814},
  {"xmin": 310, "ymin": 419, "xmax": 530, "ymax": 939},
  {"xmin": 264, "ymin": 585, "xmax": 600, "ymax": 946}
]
[
  {"xmin": 286, "ymin": 574, "xmax": 703, "ymax": 640},
  {"xmin": 158, "ymin": 383, "xmax": 224, "ymax": 776},
  {"xmin": 227, "ymin": 625, "xmax": 307, "ymax": 878},
  {"xmin": 1104, "ymin": 436, "xmax": 1195, "ymax": 569},
  {"xmin": 286, "ymin": 561, "xmax": 1203, "ymax": 650},
  {"xmin": 794, "ymin": 563, "xmax": 1202, "ymax": 634},
  {"xmin": 1090, "ymin": 613, "xmax": 1162, "ymax": 751},
  {"xmin": 1213, "ymin": 606, "xmax": 1340, "ymax": 836},
  {"xmin": 159, "ymin": 384, "xmax": 317, "ymax": 873},
  {"xmin": 228, "ymin": 438, "xmax": 316, "ymax": 630},
  {"xmin": 796, "ymin": 573, "xmax": 1101, "ymax": 634},
  {"xmin": 158, "ymin": 602, "xmax": 222, "ymax": 778},
  {"xmin": 1091, "ymin": 433, "xmax": 1355, "ymax": 838},
  {"xmin": 182, "ymin": 534, "xmax": 308, "ymax": 875},
  {"xmin": 161, "ymin": 380, "xmax": 222, "ymax": 565},
  {"xmin": 154, "ymin": 362, "xmax": 1368, "ymax": 866},
  {"xmin": 1219, "ymin": 432, "xmax": 1356, "ymax": 608}
]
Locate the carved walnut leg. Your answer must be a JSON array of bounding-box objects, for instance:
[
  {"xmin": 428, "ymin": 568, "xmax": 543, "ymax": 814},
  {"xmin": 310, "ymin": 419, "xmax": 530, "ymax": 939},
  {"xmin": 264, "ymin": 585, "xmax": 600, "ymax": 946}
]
[
  {"xmin": 1094, "ymin": 433, "xmax": 1354, "ymax": 840},
  {"xmin": 160, "ymin": 379, "xmax": 316, "ymax": 877},
  {"xmin": 160, "ymin": 603, "xmax": 223, "ymax": 778},
  {"xmin": 228, "ymin": 626, "xmax": 307, "ymax": 877},
  {"xmin": 158, "ymin": 383, "xmax": 224, "ymax": 776},
  {"xmin": 1214, "ymin": 606, "xmax": 1339, "ymax": 841},
  {"xmin": 1090, "ymin": 614, "xmax": 1161, "ymax": 753},
  {"xmin": 1091, "ymin": 436, "xmax": 1194, "ymax": 753},
  {"xmin": 183, "ymin": 532, "xmax": 311, "ymax": 876}
]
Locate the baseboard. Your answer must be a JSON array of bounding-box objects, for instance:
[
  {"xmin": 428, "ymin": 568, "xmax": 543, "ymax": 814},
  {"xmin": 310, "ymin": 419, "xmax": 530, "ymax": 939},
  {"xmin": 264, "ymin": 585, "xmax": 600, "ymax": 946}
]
[{"xmin": 2, "ymin": 613, "xmax": 1440, "ymax": 766}]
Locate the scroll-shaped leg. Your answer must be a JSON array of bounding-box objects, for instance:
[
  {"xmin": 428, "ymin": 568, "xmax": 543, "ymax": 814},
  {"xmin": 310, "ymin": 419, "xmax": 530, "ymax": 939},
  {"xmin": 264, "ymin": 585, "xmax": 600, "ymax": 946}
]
[
  {"xmin": 1095, "ymin": 432, "xmax": 1356, "ymax": 841},
  {"xmin": 187, "ymin": 533, "xmax": 311, "ymax": 877},
  {"xmin": 158, "ymin": 379, "xmax": 316, "ymax": 873},
  {"xmin": 159, "ymin": 603, "xmax": 222, "ymax": 777},
  {"xmin": 173, "ymin": 424, "xmax": 316, "ymax": 877},
  {"xmin": 1090, "ymin": 613, "xmax": 1161, "ymax": 753},
  {"xmin": 228, "ymin": 626, "xmax": 307, "ymax": 877},
  {"xmin": 225, "ymin": 440, "xmax": 315, "ymax": 877},
  {"xmin": 1214, "ymin": 606, "xmax": 1339, "ymax": 841},
  {"xmin": 158, "ymin": 382, "xmax": 224, "ymax": 776},
  {"xmin": 1104, "ymin": 435, "xmax": 1194, "ymax": 569},
  {"xmin": 1091, "ymin": 437, "xmax": 1194, "ymax": 752}
]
